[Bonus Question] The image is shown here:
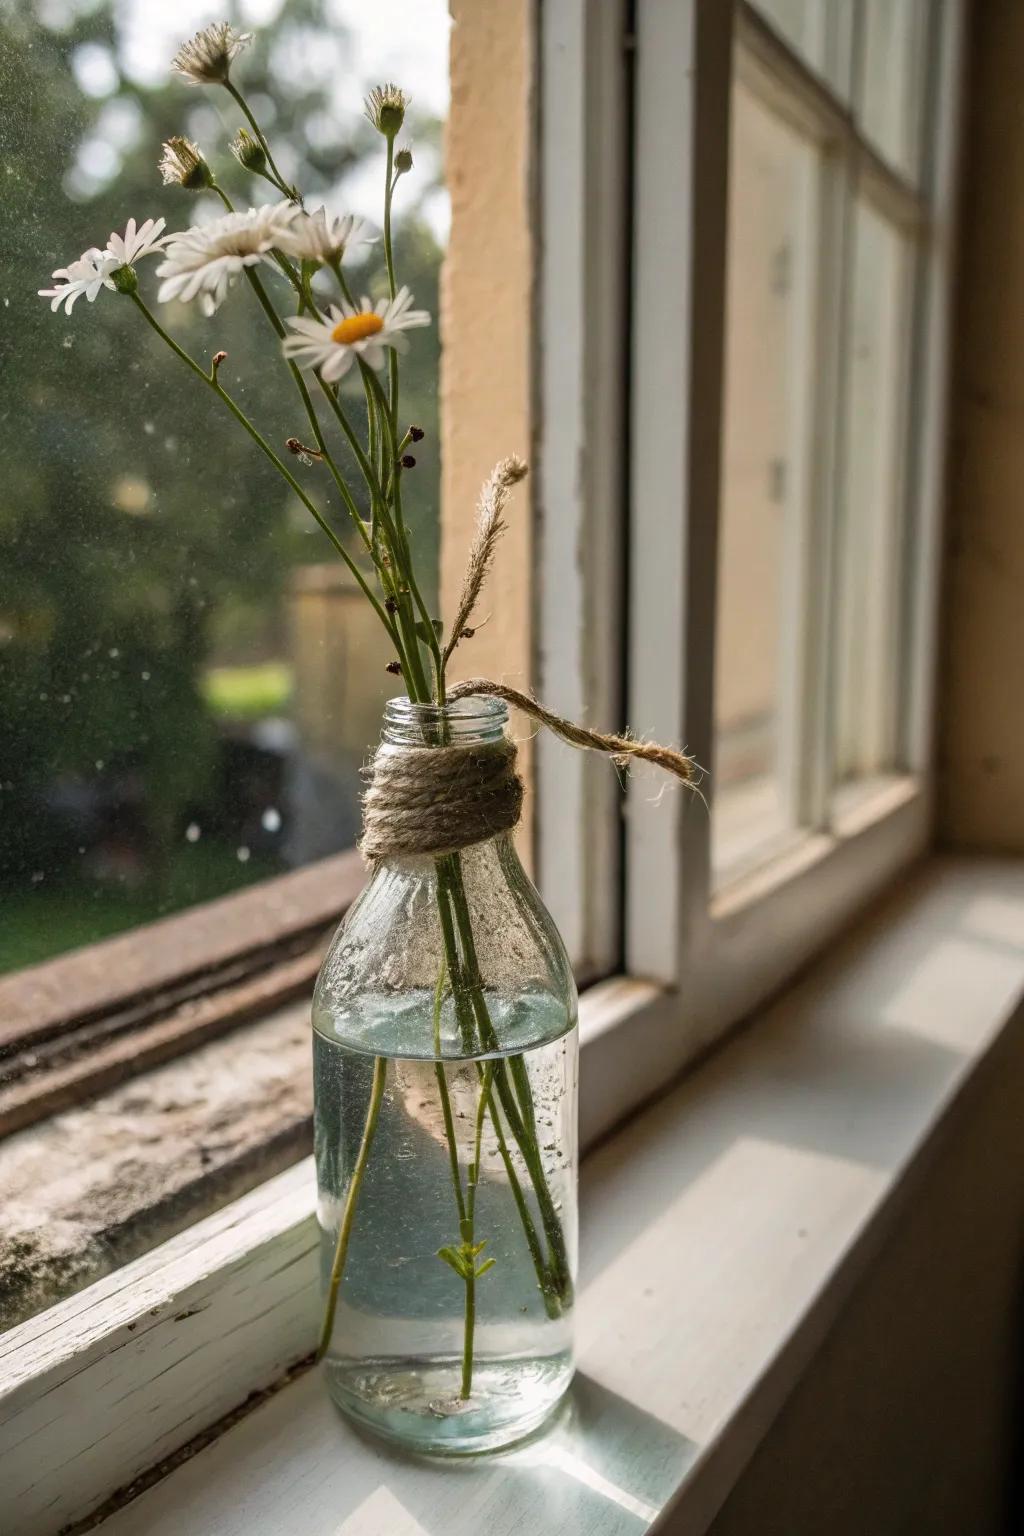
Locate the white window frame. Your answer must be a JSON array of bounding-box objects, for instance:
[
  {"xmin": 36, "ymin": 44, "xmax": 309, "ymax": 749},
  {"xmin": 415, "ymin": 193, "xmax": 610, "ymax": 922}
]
[{"xmin": 0, "ymin": 3, "xmax": 968, "ymax": 1530}]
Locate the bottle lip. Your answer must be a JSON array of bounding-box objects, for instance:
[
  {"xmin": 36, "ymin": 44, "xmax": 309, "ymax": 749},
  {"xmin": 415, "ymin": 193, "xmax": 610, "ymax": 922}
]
[{"xmin": 383, "ymin": 694, "xmax": 509, "ymax": 728}]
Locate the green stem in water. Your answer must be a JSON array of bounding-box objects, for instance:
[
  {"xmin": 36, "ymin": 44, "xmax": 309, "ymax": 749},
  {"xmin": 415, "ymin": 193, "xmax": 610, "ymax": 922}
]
[
  {"xmin": 444, "ymin": 855, "xmax": 573, "ymax": 1311},
  {"xmin": 460, "ymin": 1061, "xmax": 494, "ymax": 1399},
  {"xmin": 432, "ymin": 962, "xmax": 468, "ymax": 1231},
  {"xmin": 316, "ymin": 1054, "xmax": 387, "ymax": 1361}
]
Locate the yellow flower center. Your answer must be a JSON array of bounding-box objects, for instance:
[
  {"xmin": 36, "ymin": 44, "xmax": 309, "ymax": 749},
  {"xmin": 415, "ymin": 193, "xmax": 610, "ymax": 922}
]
[{"xmin": 331, "ymin": 312, "xmax": 384, "ymax": 345}]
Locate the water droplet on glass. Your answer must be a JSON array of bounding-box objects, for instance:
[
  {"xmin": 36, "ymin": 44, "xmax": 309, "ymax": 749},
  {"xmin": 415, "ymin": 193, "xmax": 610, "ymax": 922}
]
[
  {"xmin": 95, "ymin": 759, "xmax": 105, "ymax": 770},
  {"xmin": 143, "ymin": 420, "xmax": 155, "ymax": 435},
  {"xmin": 185, "ymin": 823, "xmax": 201, "ymax": 843},
  {"xmin": 62, "ymin": 335, "xmax": 74, "ymax": 349},
  {"xmin": 261, "ymin": 807, "xmax": 282, "ymax": 832},
  {"xmin": 236, "ymin": 846, "xmax": 251, "ymax": 863},
  {"xmin": 141, "ymin": 670, "xmax": 150, "ymax": 681},
  {"xmin": 108, "ymin": 647, "xmax": 120, "ymax": 659}
]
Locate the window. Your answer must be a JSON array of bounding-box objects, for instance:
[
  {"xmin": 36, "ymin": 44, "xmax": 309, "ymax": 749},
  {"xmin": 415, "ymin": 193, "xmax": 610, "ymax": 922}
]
[
  {"xmin": 0, "ymin": 0, "xmax": 451, "ymax": 1326},
  {"xmin": 712, "ymin": 1, "xmax": 942, "ymax": 885},
  {"xmin": 626, "ymin": 0, "xmax": 960, "ymax": 1045},
  {"xmin": 2, "ymin": 2, "xmax": 969, "ymax": 1525},
  {"xmin": 0, "ymin": 1, "xmax": 448, "ymax": 976}
]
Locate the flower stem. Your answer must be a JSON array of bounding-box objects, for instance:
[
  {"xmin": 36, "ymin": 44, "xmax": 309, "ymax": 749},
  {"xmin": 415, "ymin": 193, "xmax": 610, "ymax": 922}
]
[
  {"xmin": 224, "ymin": 80, "xmax": 298, "ymax": 201},
  {"xmin": 127, "ymin": 293, "xmax": 399, "ymax": 652},
  {"xmin": 316, "ymin": 1054, "xmax": 388, "ymax": 1361},
  {"xmin": 460, "ymin": 1061, "xmax": 494, "ymax": 1399}
]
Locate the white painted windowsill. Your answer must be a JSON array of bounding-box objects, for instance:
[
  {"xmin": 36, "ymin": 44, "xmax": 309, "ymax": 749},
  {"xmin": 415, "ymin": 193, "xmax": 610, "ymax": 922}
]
[{"xmin": 30, "ymin": 858, "xmax": 1024, "ymax": 1535}]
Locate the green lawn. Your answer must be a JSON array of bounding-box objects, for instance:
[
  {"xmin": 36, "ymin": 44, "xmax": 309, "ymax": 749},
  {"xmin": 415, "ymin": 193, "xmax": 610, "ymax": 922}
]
[
  {"xmin": 0, "ymin": 843, "xmax": 280, "ymax": 974},
  {"xmin": 201, "ymin": 663, "xmax": 294, "ymax": 721}
]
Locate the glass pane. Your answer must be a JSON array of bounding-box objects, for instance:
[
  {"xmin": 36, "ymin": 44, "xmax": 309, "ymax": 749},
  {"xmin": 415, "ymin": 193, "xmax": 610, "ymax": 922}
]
[
  {"xmin": 713, "ymin": 79, "xmax": 823, "ymax": 884},
  {"xmin": 749, "ymin": 0, "xmax": 852, "ymax": 95},
  {"xmin": 1, "ymin": 2, "xmax": 449, "ymax": 974},
  {"xmin": 832, "ymin": 199, "xmax": 914, "ymax": 784},
  {"xmin": 858, "ymin": 0, "xmax": 930, "ymax": 179}
]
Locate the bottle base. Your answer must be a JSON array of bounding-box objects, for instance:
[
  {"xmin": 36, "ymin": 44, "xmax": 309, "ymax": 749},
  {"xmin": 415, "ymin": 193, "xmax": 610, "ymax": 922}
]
[{"xmin": 324, "ymin": 1353, "xmax": 573, "ymax": 1455}]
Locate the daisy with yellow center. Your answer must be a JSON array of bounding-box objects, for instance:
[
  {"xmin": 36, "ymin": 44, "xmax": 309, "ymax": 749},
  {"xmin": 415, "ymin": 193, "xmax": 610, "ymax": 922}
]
[{"xmin": 282, "ymin": 287, "xmax": 429, "ymax": 382}]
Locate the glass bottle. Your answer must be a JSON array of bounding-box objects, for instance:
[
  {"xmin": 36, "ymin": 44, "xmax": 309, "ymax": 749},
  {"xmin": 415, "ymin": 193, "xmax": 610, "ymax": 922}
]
[{"xmin": 313, "ymin": 696, "xmax": 578, "ymax": 1454}]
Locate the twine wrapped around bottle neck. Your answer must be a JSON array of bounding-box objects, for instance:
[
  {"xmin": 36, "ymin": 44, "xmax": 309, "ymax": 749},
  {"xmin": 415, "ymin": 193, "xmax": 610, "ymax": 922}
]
[{"xmin": 359, "ymin": 679, "xmax": 697, "ymax": 862}]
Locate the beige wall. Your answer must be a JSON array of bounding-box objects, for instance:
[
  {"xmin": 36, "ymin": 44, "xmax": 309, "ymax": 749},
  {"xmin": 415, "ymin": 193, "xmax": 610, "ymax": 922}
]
[
  {"xmin": 939, "ymin": 0, "xmax": 1024, "ymax": 854},
  {"xmin": 440, "ymin": 1, "xmax": 535, "ymax": 699},
  {"xmin": 696, "ymin": 1014, "xmax": 1024, "ymax": 1536}
]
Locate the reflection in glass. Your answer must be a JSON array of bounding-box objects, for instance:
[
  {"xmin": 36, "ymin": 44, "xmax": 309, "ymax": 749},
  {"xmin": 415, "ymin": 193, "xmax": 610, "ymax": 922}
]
[
  {"xmin": 749, "ymin": 0, "xmax": 851, "ymax": 95},
  {"xmin": 858, "ymin": 0, "xmax": 930, "ymax": 180},
  {"xmin": 713, "ymin": 79, "xmax": 821, "ymax": 884},
  {"xmin": 0, "ymin": 2, "xmax": 449, "ymax": 973},
  {"xmin": 833, "ymin": 200, "xmax": 913, "ymax": 784}
]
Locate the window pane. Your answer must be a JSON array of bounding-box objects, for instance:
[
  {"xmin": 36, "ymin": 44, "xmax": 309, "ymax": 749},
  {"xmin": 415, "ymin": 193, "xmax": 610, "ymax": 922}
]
[
  {"xmin": 713, "ymin": 80, "xmax": 822, "ymax": 883},
  {"xmin": 1, "ymin": 2, "xmax": 449, "ymax": 974},
  {"xmin": 749, "ymin": 0, "xmax": 852, "ymax": 94},
  {"xmin": 832, "ymin": 199, "xmax": 914, "ymax": 784},
  {"xmin": 857, "ymin": 0, "xmax": 930, "ymax": 180}
]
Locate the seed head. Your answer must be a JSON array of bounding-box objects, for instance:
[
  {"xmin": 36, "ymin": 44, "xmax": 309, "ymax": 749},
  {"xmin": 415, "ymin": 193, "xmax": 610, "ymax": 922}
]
[
  {"xmin": 159, "ymin": 136, "xmax": 213, "ymax": 191},
  {"xmin": 364, "ymin": 83, "xmax": 408, "ymax": 138},
  {"xmin": 172, "ymin": 23, "xmax": 252, "ymax": 86},
  {"xmin": 230, "ymin": 127, "xmax": 267, "ymax": 175}
]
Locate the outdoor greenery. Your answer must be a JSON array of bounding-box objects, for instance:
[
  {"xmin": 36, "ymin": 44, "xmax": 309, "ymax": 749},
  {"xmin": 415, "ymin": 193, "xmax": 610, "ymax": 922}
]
[{"xmin": 0, "ymin": 1, "xmax": 443, "ymax": 970}]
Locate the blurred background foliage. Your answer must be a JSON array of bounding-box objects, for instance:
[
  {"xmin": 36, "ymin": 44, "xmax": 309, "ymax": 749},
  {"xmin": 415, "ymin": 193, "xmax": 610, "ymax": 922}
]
[{"xmin": 0, "ymin": 0, "xmax": 445, "ymax": 970}]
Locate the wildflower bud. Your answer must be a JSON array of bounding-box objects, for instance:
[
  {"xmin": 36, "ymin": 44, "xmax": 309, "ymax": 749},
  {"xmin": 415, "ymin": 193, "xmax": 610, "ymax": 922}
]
[
  {"xmin": 400, "ymin": 454, "xmax": 416, "ymax": 469},
  {"xmin": 110, "ymin": 264, "xmax": 138, "ymax": 296},
  {"xmin": 212, "ymin": 350, "xmax": 228, "ymax": 371},
  {"xmin": 159, "ymin": 135, "xmax": 213, "ymax": 191},
  {"xmin": 230, "ymin": 128, "xmax": 267, "ymax": 175},
  {"xmin": 384, "ymin": 595, "xmax": 399, "ymax": 614},
  {"xmin": 386, "ymin": 660, "xmax": 402, "ymax": 676},
  {"xmin": 461, "ymin": 627, "xmax": 476, "ymax": 641},
  {"xmin": 408, "ymin": 425, "xmax": 425, "ymax": 442},
  {"xmin": 365, "ymin": 83, "xmax": 408, "ymax": 138},
  {"xmin": 395, "ymin": 146, "xmax": 414, "ymax": 174}
]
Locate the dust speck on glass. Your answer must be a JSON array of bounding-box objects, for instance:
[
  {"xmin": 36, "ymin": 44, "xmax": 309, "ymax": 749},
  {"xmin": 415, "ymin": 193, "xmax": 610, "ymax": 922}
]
[{"xmin": 0, "ymin": 1, "xmax": 449, "ymax": 975}]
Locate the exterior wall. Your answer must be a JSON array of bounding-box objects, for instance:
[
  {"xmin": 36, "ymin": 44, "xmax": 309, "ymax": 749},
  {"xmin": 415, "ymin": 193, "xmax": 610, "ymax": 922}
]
[{"xmin": 939, "ymin": 0, "xmax": 1024, "ymax": 853}]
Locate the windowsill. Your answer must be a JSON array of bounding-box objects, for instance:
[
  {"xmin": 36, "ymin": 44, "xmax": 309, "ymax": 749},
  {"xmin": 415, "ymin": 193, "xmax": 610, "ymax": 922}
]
[{"xmin": 77, "ymin": 854, "xmax": 1024, "ymax": 1536}]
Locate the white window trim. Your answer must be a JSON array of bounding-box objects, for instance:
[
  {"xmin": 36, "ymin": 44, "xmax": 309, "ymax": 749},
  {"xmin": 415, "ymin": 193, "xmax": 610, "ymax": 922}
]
[
  {"xmin": 0, "ymin": 2, "xmax": 968, "ymax": 1528},
  {"xmin": 535, "ymin": 0, "xmax": 630, "ymax": 981}
]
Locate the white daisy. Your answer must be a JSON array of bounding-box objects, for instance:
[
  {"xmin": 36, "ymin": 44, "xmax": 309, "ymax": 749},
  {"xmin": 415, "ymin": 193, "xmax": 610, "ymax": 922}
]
[
  {"xmin": 276, "ymin": 207, "xmax": 376, "ymax": 265},
  {"xmin": 38, "ymin": 248, "xmax": 118, "ymax": 314},
  {"xmin": 155, "ymin": 204, "xmax": 297, "ymax": 316},
  {"xmin": 172, "ymin": 23, "xmax": 251, "ymax": 86},
  {"xmin": 106, "ymin": 216, "xmax": 170, "ymax": 267},
  {"xmin": 282, "ymin": 287, "xmax": 431, "ymax": 382}
]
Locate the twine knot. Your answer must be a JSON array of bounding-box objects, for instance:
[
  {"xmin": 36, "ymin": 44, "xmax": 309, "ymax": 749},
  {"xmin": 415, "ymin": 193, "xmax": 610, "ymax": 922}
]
[
  {"xmin": 359, "ymin": 679, "xmax": 698, "ymax": 863},
  {"xmin": 360, "ymin": 737, "xmax": 524, "ymax": 861}
]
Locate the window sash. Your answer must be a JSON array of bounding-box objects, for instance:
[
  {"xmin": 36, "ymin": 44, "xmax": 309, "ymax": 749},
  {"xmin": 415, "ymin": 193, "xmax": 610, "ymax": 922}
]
[{"xmin": 625, "ymin": 0, "xmax": 966, "ymax": 1053}]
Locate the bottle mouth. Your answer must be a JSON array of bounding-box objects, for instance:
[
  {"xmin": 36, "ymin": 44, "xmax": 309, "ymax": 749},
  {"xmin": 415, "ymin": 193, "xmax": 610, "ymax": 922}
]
[{"xmin": 383, "ymin": 694, "xmax": 508, "ymax": 745}]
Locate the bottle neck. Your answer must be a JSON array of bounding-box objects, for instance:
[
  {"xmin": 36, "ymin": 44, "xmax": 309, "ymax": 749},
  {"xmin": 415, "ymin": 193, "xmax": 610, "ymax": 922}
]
[{"xmin": 382, "ymin": 694, "xmax": 509, "ymax": 749}]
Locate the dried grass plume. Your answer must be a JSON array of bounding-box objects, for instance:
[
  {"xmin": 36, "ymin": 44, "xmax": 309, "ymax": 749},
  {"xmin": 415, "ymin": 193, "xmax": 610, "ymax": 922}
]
[{"xmin": 444, "ymin": 455, "xmax": 528, "ymax": 667}]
